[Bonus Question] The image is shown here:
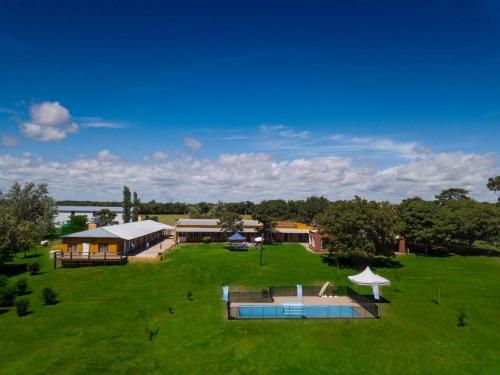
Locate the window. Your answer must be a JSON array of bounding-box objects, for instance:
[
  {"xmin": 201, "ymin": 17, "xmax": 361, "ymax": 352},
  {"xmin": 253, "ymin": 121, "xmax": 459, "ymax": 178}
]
[
  {"xmin": 69, "ymin": 243, "xmax": 77, "ymax": 252},
  {"xmin": 98, "ymin": 243, "xmax": 108, "ymax": 252}
]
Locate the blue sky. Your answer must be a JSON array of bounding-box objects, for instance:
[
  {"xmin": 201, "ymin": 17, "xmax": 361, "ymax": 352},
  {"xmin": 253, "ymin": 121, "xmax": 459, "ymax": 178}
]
[{"xmin": 0, "ymin": 1, "xmax": 499, "ymax": 201}]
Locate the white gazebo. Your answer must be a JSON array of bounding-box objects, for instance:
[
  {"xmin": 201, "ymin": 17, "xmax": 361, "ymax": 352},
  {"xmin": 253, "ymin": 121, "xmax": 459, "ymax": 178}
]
[{"xmin": 348, "ymin": 266, "xmax": 390, "ymax": 300}]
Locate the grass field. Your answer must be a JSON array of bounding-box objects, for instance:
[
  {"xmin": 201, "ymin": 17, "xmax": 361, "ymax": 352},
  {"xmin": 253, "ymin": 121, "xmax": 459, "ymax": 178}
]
[{"xmin": 1, "ymin": 243, "xmax": 499, "ymax": 374}]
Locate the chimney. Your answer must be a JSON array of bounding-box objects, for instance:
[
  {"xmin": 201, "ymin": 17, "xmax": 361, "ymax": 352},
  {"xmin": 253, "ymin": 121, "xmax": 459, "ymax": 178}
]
[{"xmin": 88, "ymin": 223, "xmax": 97, "ymax": 231}]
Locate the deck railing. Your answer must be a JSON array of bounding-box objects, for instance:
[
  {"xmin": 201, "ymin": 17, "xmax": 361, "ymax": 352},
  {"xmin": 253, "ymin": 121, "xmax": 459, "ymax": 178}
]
[{"xmin": 53, "ymin": 251, "xmax": 127, "ymax": 268}]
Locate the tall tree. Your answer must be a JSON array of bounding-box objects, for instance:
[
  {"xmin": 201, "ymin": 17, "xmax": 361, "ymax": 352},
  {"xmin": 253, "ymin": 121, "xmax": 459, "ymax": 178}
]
[
  {"xmin": 0, "ymin": 202, "xmax": 16, "ymax": 263},
  {"xmin": 253, "ymin": 213, "xmax": 276, "ymax": 244},
  {"xmin": 96, "ymin": 209, "xmax": 118, "ymax": 226},
  {"xmin": 398, "ymin": 197, "xmax": 446, "ymax": 250},
  {"xmin": 444, "ymin": 200, "xmax": 499, "ymax": 246},
  {"xmin": 122, "ymin": 186, "xmax": 132, "ymax": 223},
  {"xmin": 132, "ymin": 192, "xmax": 140, "ymax": 222},
  {"xmin": 60, "ymin": 215, "xmax": 88, "ymax": 235},
  {"xmin": 487, "ymin": 176, "xmax": 500, "ymax": 201},
  {"xmin": 218, "ymin": 212, "xmax": 243, "ymax": 234},
  {"xmin": 316, "ymin": 196, "xmax": 399, "ymax": 256},
  {"xmin": 0, "ymin": 182, "xmax": 56, "ymax": 260},
  {"xmin": 435, "ymin": 188, "xmax": 470, "ymax": 203}
]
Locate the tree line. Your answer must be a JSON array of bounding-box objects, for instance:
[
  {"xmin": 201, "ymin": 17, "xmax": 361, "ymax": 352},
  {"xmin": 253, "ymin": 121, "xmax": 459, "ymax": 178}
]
[{"xmin": 1, "ymin": 178, "xmax": 499, "ymax": 263}]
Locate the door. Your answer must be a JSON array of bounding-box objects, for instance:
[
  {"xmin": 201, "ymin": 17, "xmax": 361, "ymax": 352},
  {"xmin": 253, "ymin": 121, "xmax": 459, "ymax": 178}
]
[{"xmin": 82, "ymin": 243, "xmax": 90, "ymax": 256}]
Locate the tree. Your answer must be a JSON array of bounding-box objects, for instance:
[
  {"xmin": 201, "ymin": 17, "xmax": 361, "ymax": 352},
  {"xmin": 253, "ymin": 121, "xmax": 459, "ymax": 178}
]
[
  {"xmin": 398, "ymin": 198, "xmax": 448, "ymax": 250},
  {"xmin": 0, "ymin": 182, "xmax": 56, "ymax": 261},
  {"xmin": 487, "ymin": 176, "xmax": 500, "ymax": 201},
  {"xmin": 96, "ymin": 209, "xmax": 118, "ymax": 226},
  {"xmin": 435, "ymin": 188, "xmax": 470, "ymax": 203},
  {"xmin": 444, "ymin": 200, "xmax": 499, "ymax": 246},
  {"xmin": 299, "ymin": 196, "xmax": 330, "ymax": 224},
  {"xmin": 218, "ymin": 211, "xmax": 243, "ymax": 234},
  {"xmin": 60, "ymin": 215, "xmax": 88, "ymax": 235},
  {"xmin": 316, "ymin": 196, "xmax": 400, "ymax": 256},
  {"xmin": 16, "ymin": 221, "xmax": 37, "ymax": 257},
  {"xmin": 122, "ymin": 186, "xmax": 132, "ymax": 223},
  {"xmin": 0, "ymin": 204, "xmax": 16, "ymax": 263},
  {"xmin": 132, "ymin": 192, "xmax": 140, "ymax": 222},
  {"xmin": 255, "ymin": 200, "xmax": 290, "ymax": 220}
]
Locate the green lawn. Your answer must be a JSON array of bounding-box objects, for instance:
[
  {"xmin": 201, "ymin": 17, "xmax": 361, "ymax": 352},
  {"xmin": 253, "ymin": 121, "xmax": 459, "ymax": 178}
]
[{"xmin": 1, "ymin": 244, "xmax": 499, "ymax": 374}]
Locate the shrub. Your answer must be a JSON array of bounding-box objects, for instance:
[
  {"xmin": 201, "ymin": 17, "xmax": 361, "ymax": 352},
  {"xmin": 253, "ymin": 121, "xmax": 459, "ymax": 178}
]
[
  {"xmin": 41, "ymin": 287, "xmax": 58, "ymax": 305},
  {"xmin": 144, "ymin": 322, "xmax": 159, "ymax": 341},
  {"xmin": 15, "ymin": 298, "xmax": 30, "ymax": 317},
  {"xmin": 14, "ymin": 278, "xmax": 29, "ymax": 295},
  {"xmin": 0, "ymin": 275, "xmax": 8, "ymax": 288},
  {"xmin": 394, "ymin": 269, "xmax": 402, "ymax": 291},
  {"xmin": 261, "ymin": 288, "xmax": 269, "ymax": 299},
  {"xmin": 202, "ymin": 236, "xmax": 211, "ymax": 244},
  {"xmin": 28, "ymin": 262, "xmax": 40, "ymax": 275},
  {"xmin": 0, "ymin": 286, "xmax": 17, "ymax": 307},
  {"xmin": 457, "ymin": 311, "xmax": 468, "ymax": 327}
]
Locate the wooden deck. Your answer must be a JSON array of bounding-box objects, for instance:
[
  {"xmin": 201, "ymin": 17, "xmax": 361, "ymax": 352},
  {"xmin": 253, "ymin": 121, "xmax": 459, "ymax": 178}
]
[{"xmin": 53, "ymin": 252, "xmax": 127, "ymax": 268}]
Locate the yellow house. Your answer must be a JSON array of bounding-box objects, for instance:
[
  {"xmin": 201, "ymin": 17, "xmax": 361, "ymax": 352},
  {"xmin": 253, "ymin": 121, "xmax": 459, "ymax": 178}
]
[
  {"xmin": 175, "ymin": 219, "xmax": 262, "ymax": 243},
  {"xmin": 273, "ymin": 221, "xmax": 313, "ymax": 242},
  {"xmin": 174, "ymin": 218, "xmax": 312, "ymax": 243},
  {"xmin": 62, "ymin": 220, "xmax": 173, "ymax": 255}
]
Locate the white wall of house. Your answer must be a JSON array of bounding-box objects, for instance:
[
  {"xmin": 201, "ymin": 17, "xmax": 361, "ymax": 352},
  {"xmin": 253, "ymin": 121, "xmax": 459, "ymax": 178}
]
[{"xmin": 54, "ymin": 206, "xmax": 124, "ymax": 227}]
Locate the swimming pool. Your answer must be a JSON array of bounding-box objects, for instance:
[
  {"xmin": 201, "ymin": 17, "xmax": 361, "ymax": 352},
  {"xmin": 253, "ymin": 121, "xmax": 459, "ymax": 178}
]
[{"xmin": 238, "ymin": 304, "xmax": 360, "ymax": 318}]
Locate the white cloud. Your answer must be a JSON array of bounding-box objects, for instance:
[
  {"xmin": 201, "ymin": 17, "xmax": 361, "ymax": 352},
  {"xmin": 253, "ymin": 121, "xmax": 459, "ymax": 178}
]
[
  {"xmin": 2, "ymin": 134, "xmax": 20, "ymax": 147},
  {"xmin": 350, "ymin": 136, "xmax": 431, "ymax": 159},
  {"xmin": 79, "ymin": 117, "xmax": 127, "ymax": 129},
  {"xmin": 96, "ymin": 149, "xmax": 120, "ymax": 161},
  {"xmin": 0, "ymin": 150, "xmax": 497, "ymax": 202},
  {"xmin": 20, "ymin": 101, "xmax": 78, "ymax": 141},
  {"xmin": 153, "ymin": 151, "xmax": 167, "ymax": 161},
  {"xmin": 184, "ymin": 137, "xmax": 202, "ymax": 152},
  {"xmin": 260, "ymin": 124, "xmax": 309, "ymax": 138}
]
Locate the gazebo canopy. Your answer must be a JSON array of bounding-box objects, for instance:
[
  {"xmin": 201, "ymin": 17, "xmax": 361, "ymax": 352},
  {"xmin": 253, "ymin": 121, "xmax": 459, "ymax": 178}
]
[
  {"xmin": 348, "ymin": 266, "xmax": 390, "ymax": 300},
  {"xmin": 228, "ymin": 232, "xmax": 246, "ymax": 242},
  {"xmin": 348, "ymin": 266, "xmax": 390, "ymax": 285}
]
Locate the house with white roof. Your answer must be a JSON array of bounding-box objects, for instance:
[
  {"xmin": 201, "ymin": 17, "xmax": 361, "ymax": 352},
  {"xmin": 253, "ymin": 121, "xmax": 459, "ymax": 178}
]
[
  {"xmin": 175, "ymin": 218, "xmax": 312, "ymax": 243},
  {"xmin": 62, "ymin": 220, "xmax": 174, "ymax": 255},
  {"xmin": 55, "ymin": 205, "xmax": 124, "ymax": 226}
]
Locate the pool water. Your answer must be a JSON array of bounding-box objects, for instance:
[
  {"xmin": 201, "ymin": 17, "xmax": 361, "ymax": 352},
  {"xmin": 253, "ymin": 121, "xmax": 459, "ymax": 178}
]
[{"xmin": 238, "ymin": 304, "xmax": 360, "ymax": 318}]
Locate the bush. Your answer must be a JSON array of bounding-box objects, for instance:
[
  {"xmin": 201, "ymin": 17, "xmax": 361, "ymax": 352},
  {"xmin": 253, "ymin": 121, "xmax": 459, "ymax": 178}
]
[
  {"xmin": 0, "ymin": 286, "xmax": 17, "ymax": 307},
  {"xmin": 15, "ymin": 298, "xmax": 30, "ymax": 317},
  {"xmin": 202, "ymin": 236, "xmax": 211, "ymax": 244},
  {"xmin": 14, "ymin": 279, "xmax": 29, "ymax": 295},
  {"xmin": 28, "ymin": 262, "xmax": 40, "ymax": 275},
  {"xmin": 41, "ymin": 287, "xmax": 58, "ymax": 305},
  {"xmin": 457, "ymin": 311, "xmax": 468, "ymax": 327},
  {"xmin": 0, "ymin": 275, "xmax": 8, "ymax": 288}
]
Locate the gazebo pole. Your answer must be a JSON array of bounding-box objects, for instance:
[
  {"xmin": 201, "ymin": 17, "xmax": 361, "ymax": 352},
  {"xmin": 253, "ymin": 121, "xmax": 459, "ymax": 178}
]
[{"xmin": 259, "ymin": 243, "xmax": 263, "ymax": 266}]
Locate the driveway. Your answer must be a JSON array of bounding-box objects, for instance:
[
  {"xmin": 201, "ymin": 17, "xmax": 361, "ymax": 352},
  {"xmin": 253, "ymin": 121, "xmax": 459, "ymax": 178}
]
[{"xmin": 130, "ymin": 238, "xmax": 175, "ymax": 259}]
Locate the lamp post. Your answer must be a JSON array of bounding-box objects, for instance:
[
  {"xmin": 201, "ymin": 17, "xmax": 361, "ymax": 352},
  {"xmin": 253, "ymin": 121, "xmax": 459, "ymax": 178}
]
[{"xmin": 255, "ymin": 237, "xmax": 264, "ymax": 266}]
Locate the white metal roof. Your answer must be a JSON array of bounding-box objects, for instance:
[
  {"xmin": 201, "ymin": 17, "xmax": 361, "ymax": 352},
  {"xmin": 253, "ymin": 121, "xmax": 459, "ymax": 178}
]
[
  {"xmin": 64, "ymin": 220, "xmax": 172, "ymax": 240},
  {"xmin": 274, "ymin": 228, "xmax": 310, "ymax": 234},
  {"xmin": 175, "ymin": 227, "xmax": 258, "ymax": 233},
  {"xmin": 348, "ymin": 267, "xmax": 391, "ymax": 286},
  {"xmin": 176, "ymin": 218, "xmax": 261, "ymax": 226},
  {"xmin": 63, "ymin": 227, "xmax": 121, "ymax": 239},
  {"xmin": 56, "ymin": 205, "xmax": 123, "ymax": 213}
]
